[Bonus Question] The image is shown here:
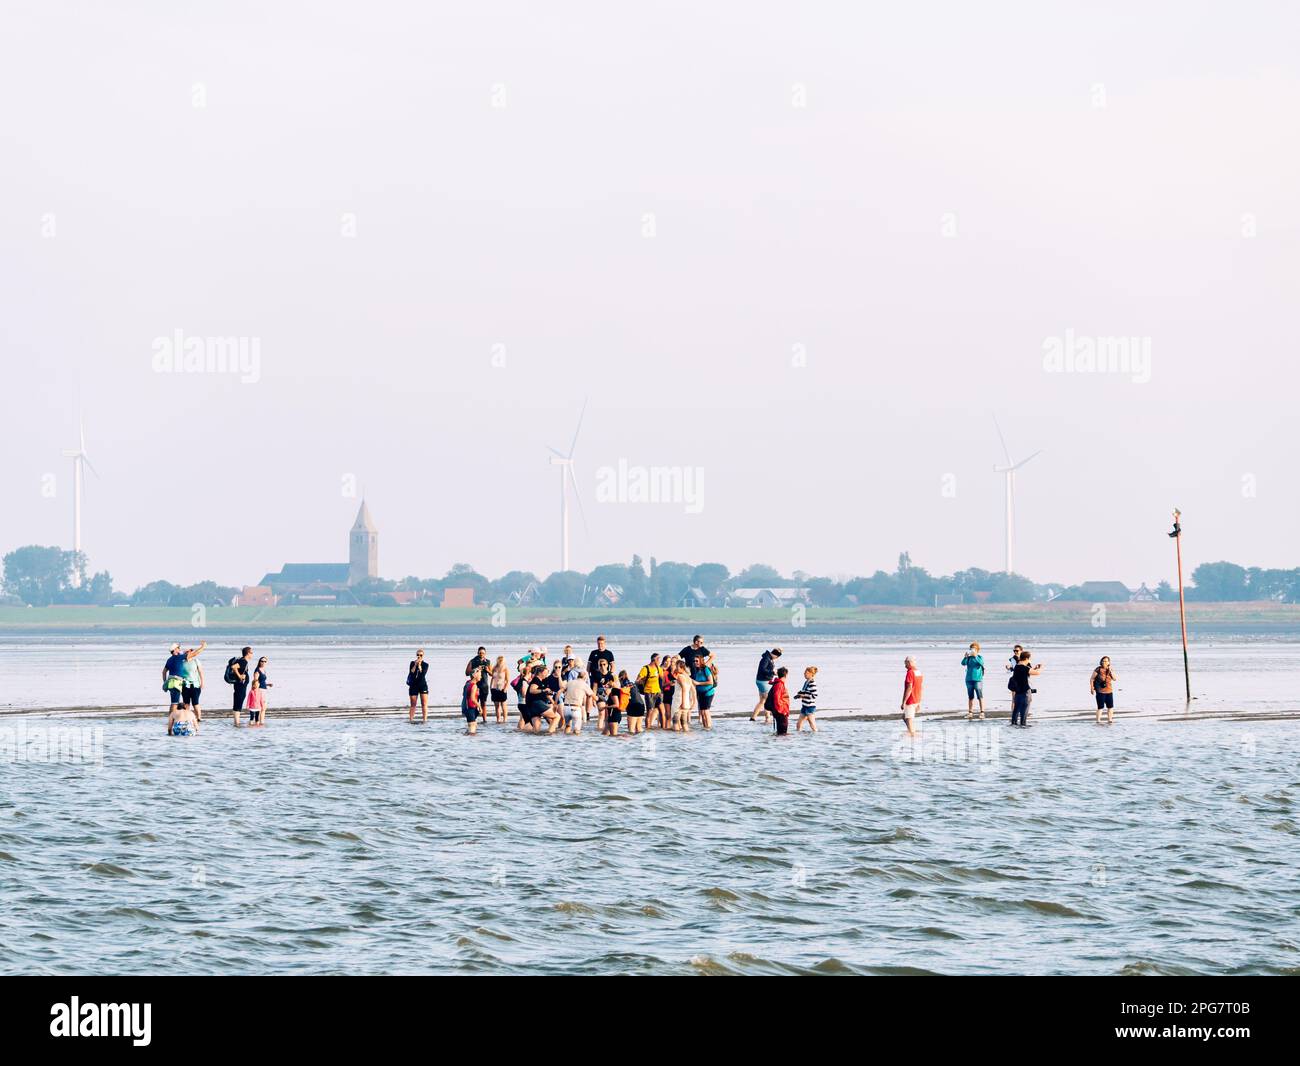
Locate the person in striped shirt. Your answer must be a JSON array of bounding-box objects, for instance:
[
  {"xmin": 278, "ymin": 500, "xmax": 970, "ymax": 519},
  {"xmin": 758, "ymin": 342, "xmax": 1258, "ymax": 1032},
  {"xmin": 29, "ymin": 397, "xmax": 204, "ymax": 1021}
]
[{"xmin": 795, "ymin": 666, "xmax": 819, "ymax": 732}]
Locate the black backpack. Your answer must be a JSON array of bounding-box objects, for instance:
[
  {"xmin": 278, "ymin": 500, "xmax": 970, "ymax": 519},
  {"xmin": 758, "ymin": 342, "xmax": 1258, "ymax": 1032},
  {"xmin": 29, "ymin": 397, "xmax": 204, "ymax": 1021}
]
[
  {"xmin": 224, "ymin": 657, "xmax": 241, "ymax": 685},
  {"xmin": 764, "ymin": 684, "xmax": 777, "ymax": 712}
]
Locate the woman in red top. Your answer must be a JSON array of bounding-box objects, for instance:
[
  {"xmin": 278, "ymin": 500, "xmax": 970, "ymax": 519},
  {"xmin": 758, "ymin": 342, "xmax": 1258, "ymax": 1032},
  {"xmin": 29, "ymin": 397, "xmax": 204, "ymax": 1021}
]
[
  {"xmin": 462, "ymin": 668, "xmax": 482, "ymax": 735},
  {"xmin": 770, "ymin": 667, "xmax": 792, "ymax": 735}
]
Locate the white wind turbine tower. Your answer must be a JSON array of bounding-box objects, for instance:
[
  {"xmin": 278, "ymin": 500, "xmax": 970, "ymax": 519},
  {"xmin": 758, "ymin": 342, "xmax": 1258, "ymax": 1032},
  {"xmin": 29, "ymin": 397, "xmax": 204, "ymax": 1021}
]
[
  {"xmin": 61, "ymin": 414, "xmax": 100, "ymax": 587},
  {"xmin": 548, "ymin": 400, "xmax": 589, "ymax": 573},
  {"xmin": 993, "ymin": 417, "xmax": 1040, "ymax": 576}
]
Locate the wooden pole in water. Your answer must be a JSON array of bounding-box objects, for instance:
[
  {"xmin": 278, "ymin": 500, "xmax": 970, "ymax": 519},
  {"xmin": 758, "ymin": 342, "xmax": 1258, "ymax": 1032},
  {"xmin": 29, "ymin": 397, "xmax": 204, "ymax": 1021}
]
[{"xmin": 1170, "ymin": 508, "xmax": 1191, "ymax": 703}]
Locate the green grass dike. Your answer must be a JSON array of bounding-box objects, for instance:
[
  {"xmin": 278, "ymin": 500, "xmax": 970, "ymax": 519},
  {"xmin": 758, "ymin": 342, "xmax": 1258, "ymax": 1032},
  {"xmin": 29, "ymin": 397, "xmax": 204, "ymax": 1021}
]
[{"xmin": 1, "ymin": 601, "xmax": 1299, "ymax": 633}]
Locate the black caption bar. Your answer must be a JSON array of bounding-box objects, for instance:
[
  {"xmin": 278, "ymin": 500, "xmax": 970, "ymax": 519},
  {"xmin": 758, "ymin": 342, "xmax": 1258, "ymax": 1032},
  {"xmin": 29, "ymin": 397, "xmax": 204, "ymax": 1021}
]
[{"xmin": 0, "ymin": 975, "xmax": 1288, "ymax": 1054}]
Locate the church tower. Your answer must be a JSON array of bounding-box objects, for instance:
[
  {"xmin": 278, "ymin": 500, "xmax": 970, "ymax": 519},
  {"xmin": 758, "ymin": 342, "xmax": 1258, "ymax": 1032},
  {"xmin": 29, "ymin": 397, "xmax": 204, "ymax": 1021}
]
[{"xmin": 349, "ymin": 500, "xmax": 378, "ymax": 585}]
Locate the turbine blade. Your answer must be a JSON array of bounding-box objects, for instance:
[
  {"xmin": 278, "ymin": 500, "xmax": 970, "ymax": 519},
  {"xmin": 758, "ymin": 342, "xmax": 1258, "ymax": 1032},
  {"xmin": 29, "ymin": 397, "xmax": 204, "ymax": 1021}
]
[
  {"xmin": 547, "ymin": 445, "xmax": 566, "ymax": 459},
  {"xmin": 993, "ymin": 415, "xmax": 1012, "ymax": 467},
  {"xmin": 1010, "ymin": 449, "xmax": 1042, "ymax": 471},
  {"xmin": 566, "ymin": 397, "xmax": 588, "ymax": 459},
  {"xmin": 83, "ymin": 455, "xmax": 101, "ymax": 479},
  {"xmin": 566, "ymin": 463, "xmax": 589, "ymax": 535}
]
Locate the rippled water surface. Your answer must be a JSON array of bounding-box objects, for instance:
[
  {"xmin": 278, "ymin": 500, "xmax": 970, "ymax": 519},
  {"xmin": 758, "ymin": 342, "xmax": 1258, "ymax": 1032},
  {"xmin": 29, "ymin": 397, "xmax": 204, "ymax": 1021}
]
[{"xmin": 2, "ymin": 715, "xmax": 1297, "ymax": 974}]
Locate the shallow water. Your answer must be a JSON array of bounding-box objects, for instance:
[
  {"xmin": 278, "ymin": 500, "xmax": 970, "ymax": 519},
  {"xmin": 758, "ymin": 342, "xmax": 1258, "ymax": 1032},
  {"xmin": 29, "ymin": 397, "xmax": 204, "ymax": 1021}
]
[
  {"xmin": 3, "ymin": 636, "xmax": 1298, "ymax": 717},
  {"xmin": 1, "ymin": 715, "xmax": 1297, "ymax": 974}
]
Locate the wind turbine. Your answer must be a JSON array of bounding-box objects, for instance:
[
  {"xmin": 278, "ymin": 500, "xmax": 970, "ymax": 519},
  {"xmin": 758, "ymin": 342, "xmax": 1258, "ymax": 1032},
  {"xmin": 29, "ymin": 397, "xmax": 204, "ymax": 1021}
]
[
  {"xmin": 993, "ymin": 416, "xmax": 1040, "ymax": 576},
  {"xmin": 61, "ymin": 414, "xmax": 99, "ymax": 586},
  {"xmin": 548, "ymin": 400, "xmax": 588, "ymax": 573}
]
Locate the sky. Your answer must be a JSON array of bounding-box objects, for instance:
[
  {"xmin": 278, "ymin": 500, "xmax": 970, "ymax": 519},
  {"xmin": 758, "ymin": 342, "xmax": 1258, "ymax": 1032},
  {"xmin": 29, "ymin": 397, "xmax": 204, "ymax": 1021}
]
[{"xmin": 2, "ymin": 1, "xmax": 1298, "ymax": 591}]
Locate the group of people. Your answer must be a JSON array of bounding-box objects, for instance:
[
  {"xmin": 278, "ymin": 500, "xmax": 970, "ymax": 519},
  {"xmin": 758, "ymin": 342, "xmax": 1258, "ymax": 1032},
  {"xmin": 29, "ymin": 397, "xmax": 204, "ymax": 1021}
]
[
  {"xmin": 444, "ymin": 636, "xmax": 728, "ymax": 735},
  {"xmin": 898, "ymin": 641, "xmax": 1119, "ymax": 737},
  {"xmin": 161, "ymin": 633, "xmax": 1121, "ymax": 738},
  {"xmin": 161, "ymin": 641, "xmax": 272, "ymax": 734},
  {"xmin": 405, "ymin": 635, "xmax": 821, "ymax": 737}
]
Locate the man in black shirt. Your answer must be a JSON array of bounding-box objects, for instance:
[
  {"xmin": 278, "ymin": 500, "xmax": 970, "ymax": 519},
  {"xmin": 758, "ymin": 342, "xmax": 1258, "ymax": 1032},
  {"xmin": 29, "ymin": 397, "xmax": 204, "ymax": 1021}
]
[
  {"xmin": 587, "ymin": 635, "xmax": 615, "ymax": 678},
  {"xmin": 1009, "ymin": 650, "xmax": 1042, "ymax": 727},
  {"xmin": 680, "ymin": 634, "xmax": 711, "ymax": 667}
]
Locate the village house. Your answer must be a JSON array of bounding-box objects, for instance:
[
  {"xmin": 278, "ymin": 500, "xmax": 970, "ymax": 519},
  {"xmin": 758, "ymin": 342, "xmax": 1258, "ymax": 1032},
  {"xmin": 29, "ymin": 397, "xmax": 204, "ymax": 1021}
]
[
  {"xmin": 725, "ymin": 587, "xmax": 811, "ymax": 608},
  {"xmin": 441, "ymin": 587, "xmax": 477, "ymax": 608},
  {"xmin": 507, "ymin": 581, "xmax": 542, "ymax": 607},
  {"xmin": 586, "ymin": 583, "xmax": 625, "ymax": 607},
  {"xmin": 233, "ymin": 585, "xmax": 277, "ymax": 608}
]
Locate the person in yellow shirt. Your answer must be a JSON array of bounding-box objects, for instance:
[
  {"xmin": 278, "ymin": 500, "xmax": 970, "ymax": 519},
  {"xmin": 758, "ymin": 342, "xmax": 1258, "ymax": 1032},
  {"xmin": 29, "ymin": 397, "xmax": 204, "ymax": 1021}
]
[{"xmin": 636, "ymin": 653, "xmax": 664, "ymax": 729}]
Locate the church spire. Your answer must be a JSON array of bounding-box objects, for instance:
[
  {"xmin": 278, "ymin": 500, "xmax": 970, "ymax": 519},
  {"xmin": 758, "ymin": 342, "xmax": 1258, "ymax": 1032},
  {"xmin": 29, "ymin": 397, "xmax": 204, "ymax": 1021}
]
[
  {"xmin": 349, "ymin": 500, "xmax": 378, "ymax": 584},
  {"xmin": 352, "ymin": 499, "xmax": 377, "ymax": 533}
]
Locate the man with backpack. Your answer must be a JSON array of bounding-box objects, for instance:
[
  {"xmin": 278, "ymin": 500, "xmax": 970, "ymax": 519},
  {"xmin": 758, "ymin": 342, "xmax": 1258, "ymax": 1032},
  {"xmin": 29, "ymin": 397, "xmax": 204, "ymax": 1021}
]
[
  {"xmin": 636, "ymin": 653, "xmax": 663, "ymax": 728},
  {"xmin": 225, "ymin": 646, "xmax": 254, "ymax": 726}
]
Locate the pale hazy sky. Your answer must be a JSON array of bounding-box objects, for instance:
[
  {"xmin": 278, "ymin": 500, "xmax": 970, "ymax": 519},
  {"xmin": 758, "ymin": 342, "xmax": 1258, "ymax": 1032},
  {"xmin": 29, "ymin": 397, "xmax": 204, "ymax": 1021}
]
[{"xmin": 2, "ymin": 1, "xmax": 1297, "ymax": 591}]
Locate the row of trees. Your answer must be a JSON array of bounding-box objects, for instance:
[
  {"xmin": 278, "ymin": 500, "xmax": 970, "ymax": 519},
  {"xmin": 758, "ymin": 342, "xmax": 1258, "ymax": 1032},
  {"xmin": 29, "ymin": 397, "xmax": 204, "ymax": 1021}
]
[
  {"xmin": 3, "ymin": 545, "xmax": 1295, "ymax": 608},
  {"xmin": 0, "ymin": 546, "xmax": 115, "ymax": 606},
  {"xmin": 354, "ymin": 554, "xmax": 1287, "ymax": 608},
  {"xmin": 0, "ymin": 547, "xmax": 238, "ymax": 607}
]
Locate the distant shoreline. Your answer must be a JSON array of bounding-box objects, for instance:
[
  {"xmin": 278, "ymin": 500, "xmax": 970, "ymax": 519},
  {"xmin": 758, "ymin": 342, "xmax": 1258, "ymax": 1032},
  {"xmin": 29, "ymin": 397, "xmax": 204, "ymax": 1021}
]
[{"xmin": 1, "ymin": 602, "xmax": 1298, "ymax": 636}]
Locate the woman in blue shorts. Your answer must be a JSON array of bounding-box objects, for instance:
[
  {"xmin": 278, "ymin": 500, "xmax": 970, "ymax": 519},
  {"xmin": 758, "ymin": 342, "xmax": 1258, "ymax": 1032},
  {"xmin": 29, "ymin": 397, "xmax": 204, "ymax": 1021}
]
[
  {"xmin": 961, "ymin": 642, "xmax": 985, "ymax": 719},
  {"xmin": 750, "ymin": 647, "xmax": 782, "ymax": 723}
]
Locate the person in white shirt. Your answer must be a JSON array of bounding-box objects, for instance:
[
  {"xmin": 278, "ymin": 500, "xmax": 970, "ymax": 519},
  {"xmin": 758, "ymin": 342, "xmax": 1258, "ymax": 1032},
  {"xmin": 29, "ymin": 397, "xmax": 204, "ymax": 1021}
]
[
  {"xmin": 671, "ymin": 663, "xmax": 697, "ymax": 732},
  {"xmin": 561, "ymin": 670, "xmax": 593, "ymax": 734}
]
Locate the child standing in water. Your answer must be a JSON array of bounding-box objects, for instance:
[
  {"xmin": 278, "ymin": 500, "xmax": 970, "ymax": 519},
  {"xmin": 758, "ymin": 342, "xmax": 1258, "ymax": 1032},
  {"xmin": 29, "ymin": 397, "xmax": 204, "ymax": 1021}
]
[
  {"xmin": 769, "ymin": 667, "xmax": 791, "ymax": 735},
  {"xmin": 166, "ymin": 702, "xmax": 200, "ymax": 736},
  {"xmin": 794, "ymin": 666, "xmax": 819, "ymax": 732},
  {"xmin": 248, "ymin": 656, "xmax": 271, "ymax": 727},
  {"xmin": 462, "ymin": 667, "xmax": 483, "ymax": 734}
]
